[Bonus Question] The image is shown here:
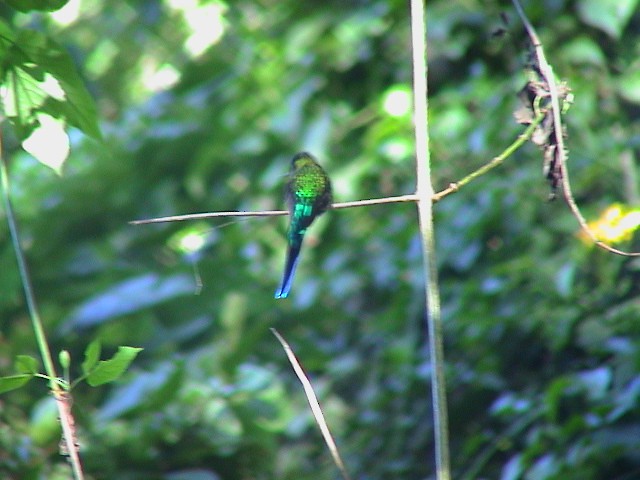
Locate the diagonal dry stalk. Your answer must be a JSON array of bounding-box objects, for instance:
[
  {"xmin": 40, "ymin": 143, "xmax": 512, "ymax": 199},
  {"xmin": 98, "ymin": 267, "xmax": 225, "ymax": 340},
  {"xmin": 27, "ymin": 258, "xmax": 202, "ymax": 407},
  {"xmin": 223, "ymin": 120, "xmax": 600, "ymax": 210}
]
[{"xmin": 272, "ymin": 329, "xmax": 352, "ymax": 480}]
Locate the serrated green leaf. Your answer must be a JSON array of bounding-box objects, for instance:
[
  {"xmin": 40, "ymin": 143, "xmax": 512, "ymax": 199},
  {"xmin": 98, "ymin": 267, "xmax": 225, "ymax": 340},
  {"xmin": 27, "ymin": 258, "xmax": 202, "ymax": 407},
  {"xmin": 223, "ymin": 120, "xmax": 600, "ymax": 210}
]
[
  {"xmin": 0, "ymin": 374, "xmax": 33, "ymax": 394},
  {"xmin": 15, "ymin": 355, "xmax": 39, "ymax": 374},
  {"xmin": 82, "ymin": 339, "xmax": 101, "ymax": 375},
  {"xmin": 5, "ymin": 0, "xmax": 69, "ymax": 13},
  {"xmin": 3, "ymin": 29, "xmax": 101, "ymax": 141},
  {"xmin": 87, "ymin": 346, "xmax": 143, "ymax": 387},
  {"xmin": 576, "ymin": 0, "xmax": 639, "ymax": 39}
]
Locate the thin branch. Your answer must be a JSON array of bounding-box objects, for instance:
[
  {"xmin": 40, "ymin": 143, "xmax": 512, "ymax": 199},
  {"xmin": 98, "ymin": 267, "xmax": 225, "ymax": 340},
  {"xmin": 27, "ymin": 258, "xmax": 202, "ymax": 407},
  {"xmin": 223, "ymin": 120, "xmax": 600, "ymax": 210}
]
[
  {"xmin": 512, "ymin": 0, "xmax": 640, "ymax": 257},
  {"xmin": 334, "ymin": 194, "xmax": 419, "ymax": 208},
  {"xmin": 271, "ymin": 329, "xmax": 352, "ymax": 480},
  {"xmin": 411, "ymin": 0, "xmax": 451, "ymax": 479},
  {"xmin": 129, "ymin": 194, "xmax": 419, "ymax": 225},
  {"xmin": 433, "ymin": 111, "xmax": 545, "ymax": 202},
  {"xmin": 130, "ymin": 209, "xmax": 286, "ymax": 225}
]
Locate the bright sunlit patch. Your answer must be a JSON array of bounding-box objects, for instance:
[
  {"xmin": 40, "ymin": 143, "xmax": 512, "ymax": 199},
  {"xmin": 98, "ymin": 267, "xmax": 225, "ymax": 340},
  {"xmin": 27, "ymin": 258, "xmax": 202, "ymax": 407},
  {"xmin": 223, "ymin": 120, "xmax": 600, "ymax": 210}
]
[
  {"xmin": 169, "ymin": 224, "xmax": 210, "ymax": 255},
  {"xmin": 50, "ymin": 0, "xmax": 81, "ymax": 26},
  {"xmin": 142, "ymin": 62, "xmax": 181, "ymax": 92},
  {"xmin": 22, "ymin": 114, "xmax": 70, "ymax": 175},
  {"xmin": 40, "ymin": 73, "xmax": 66, "ymax": 101},
  {"xmin": 381, "ymin": 138, "xmax": 411, "ymax": 162},
  {"xmin": 583, "ymin": 204, "xmax": 640, "ymax": 244},
  {"xmin": 167, "ymin": 0, "xmax": 227, "ymax": 58},
  {"xmin": 382, "ymin": 86, "xmax": 412, "ymax": 117}
]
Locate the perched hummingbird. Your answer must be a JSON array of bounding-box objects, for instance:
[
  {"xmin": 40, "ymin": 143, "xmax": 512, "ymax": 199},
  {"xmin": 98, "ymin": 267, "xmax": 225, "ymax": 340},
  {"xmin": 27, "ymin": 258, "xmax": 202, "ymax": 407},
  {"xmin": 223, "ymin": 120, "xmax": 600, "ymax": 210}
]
[{"xmin": 275, "ymin": 152, "xmax": 332, "ymax": 299}]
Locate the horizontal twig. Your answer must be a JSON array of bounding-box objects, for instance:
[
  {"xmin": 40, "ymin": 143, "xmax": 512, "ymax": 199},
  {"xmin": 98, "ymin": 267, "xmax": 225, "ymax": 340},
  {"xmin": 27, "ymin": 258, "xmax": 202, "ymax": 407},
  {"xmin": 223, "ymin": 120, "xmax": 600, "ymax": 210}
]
[{"xmin": 129, "ymin": 194, "xmax": 419, "ymax": 225}]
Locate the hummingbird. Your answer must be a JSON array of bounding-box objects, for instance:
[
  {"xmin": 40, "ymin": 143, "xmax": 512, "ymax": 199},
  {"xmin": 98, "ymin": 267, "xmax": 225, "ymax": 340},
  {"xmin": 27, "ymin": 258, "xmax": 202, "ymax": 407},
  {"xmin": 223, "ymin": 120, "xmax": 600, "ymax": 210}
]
[{"xmin": 275, "ymin": 152, "xmax": 332, "ymax": 299}]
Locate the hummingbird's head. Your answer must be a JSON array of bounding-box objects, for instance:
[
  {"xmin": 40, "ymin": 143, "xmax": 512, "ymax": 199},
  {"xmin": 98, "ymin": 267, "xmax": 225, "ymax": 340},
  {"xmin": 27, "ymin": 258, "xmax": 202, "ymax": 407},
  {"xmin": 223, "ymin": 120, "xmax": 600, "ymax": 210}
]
[{"xmin": 291, "ymin": 152, "xmax": 317, "ymax": 170}]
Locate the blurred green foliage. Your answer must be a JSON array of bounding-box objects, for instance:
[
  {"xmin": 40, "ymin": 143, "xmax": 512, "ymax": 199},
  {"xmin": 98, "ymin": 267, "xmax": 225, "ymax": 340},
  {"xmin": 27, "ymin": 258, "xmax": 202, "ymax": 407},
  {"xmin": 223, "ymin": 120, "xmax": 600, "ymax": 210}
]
[{"xmin": 1, "ymin": 0, "xmax": 640, "ymax": 479}]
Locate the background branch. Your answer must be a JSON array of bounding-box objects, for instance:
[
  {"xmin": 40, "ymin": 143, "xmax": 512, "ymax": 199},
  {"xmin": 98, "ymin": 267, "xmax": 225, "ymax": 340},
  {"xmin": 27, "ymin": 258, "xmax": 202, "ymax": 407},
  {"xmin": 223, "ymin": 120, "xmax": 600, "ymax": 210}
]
[{"xmin": 512, "ymin": 0, "xmax": 640, "ymax": 257}]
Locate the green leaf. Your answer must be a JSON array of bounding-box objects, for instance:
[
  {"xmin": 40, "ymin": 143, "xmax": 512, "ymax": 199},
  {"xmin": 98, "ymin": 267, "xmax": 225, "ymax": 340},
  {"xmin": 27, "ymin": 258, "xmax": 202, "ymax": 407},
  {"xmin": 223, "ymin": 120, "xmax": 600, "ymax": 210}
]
[
  {"xmin": 3, "ymin": 29, "xmax": 101, "ymax": 142},
  {"xmin": 2, "ymin": 66, "xmax": 46, "ymax": 139},
  {"xmin": 616, "ymin": 68, "xmax": 640, "ymax": 104},
  {"xmin": 559, "ymin": 37, "xmax": 606, "ymax": 67},
  {"xmin": 82, "ymin": 339, "xmax": 102, "ymax": 375},
  {"xmin": 5, "ymin": 0, "xmax": 69, "ymax": 12},
  {"xmin": 0, "ymin": 374, "xmax": 33, "ymax": 394},
  {"xmin": 0, "ymin": 19, "xmax": 15, "ymax": 72},
  {"xmin": 15, "ymin": 355, "xmax": 39, "ymax": 374},
  {"xmin": 86, "ymin": 346, "xmax": 143, "ymax": 387},
  {"xmin": 576, "ymin": 0, "xmax": 639, "ymax": 39}
]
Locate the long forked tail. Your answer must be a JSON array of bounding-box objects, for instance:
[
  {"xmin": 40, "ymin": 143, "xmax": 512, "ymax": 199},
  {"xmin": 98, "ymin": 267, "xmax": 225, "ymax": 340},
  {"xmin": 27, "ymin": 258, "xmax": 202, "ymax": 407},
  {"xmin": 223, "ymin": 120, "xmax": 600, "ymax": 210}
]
[{"xmin": 275, "ymin": 241, "xmax": 302, "ymax": 299}]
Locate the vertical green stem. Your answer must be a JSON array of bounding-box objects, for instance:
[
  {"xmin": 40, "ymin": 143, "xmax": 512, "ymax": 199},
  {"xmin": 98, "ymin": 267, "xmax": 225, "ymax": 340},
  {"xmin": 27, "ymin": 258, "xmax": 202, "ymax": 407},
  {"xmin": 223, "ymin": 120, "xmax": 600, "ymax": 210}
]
[
  {"xmin": 0, "ymin": 162, "xmax": 57, "ymax": 386},
  {"xmin": 410, "ymin": 1, "xmax": 451, "ymax": 479},
  {"xmin": 0, "ymin": 131, "xmax": 84, "ymax": 480}
]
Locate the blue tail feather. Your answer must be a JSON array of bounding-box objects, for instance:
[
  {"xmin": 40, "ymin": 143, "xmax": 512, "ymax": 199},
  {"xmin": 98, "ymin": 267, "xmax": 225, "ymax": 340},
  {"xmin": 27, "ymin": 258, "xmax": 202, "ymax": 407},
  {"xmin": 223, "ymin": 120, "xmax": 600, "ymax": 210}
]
[{"xmin": 275, "ymin": 242, "xmax": 302, "ymax": 299}]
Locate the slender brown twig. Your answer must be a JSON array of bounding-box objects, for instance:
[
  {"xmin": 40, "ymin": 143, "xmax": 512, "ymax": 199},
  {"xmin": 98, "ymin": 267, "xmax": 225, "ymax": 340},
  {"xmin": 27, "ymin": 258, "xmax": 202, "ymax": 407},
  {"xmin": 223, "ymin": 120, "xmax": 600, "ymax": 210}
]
[{"xmin": 433, "ymin": 112, "xmax": 545, "ymax": 202}]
